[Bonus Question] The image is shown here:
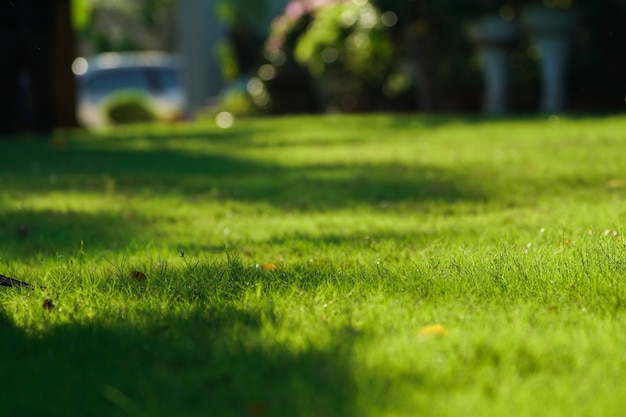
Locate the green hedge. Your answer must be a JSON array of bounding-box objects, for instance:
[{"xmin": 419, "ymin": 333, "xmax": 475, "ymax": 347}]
[{"xmin": 103, "ymin": 91, "xmax": 157, "ymax": 125}]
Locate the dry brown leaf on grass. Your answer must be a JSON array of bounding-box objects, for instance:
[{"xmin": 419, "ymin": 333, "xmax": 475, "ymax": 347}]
[
  {"xmin": 131, "ymin": 271, "xmax": 147, "ymax": 281},
  {"xmin": 257, "ymin": 263, "xmax": 279, "ymax": 271}
]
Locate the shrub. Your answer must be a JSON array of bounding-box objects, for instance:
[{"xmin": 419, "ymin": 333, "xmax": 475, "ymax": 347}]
[
  {"xmin": 261, "ymin": 0, "xmax": 412, "ymax": 112},
  {"xmin": 103, "ymin": 91, "xmax": 157, "ymax": 125}
]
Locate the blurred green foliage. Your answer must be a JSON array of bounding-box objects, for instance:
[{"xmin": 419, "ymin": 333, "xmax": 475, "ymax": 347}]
[
  {"xmin": 260, "ymin": 0, "xmax": 414, "ymax": 112},
  {"xmin": 295, "ymin": 2, "xmax": 394, "ymax": 83},
  {"xmin": 103, "ymin": 91, "xmax": 157, "ymax": 125},
  {"xmin": 78, "ymin": 0, "xmax": 177, "ymax": 53},
  {"xmin": 214, "ymin": 0, "xmax": 270, "ymax": 82},
  {"xmin": 215, "ymin": 0, "xmax": 270, "ymax": 35}
]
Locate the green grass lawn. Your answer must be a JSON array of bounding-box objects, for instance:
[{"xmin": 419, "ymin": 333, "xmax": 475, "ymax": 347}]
[{"xmin": 2, "ymin": 114, "xmax": 626, "ymax": 416}]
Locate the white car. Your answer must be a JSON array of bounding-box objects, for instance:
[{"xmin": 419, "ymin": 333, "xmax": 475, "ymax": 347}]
[{"xmin": 73, "ymin": 51, "xmax": 185, "ymax": 127}]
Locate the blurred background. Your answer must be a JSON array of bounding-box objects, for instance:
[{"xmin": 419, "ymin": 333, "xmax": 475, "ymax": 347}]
[{"xmin": 1, "ymin": 0, "xmax": 624, "ymax": 132}]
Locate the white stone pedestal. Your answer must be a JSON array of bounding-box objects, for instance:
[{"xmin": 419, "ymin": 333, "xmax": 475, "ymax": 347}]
[
  {"xmin": 467, "ymin": 16, "xmax": 521, "ymax": 115},
  {"xmin": 523, "ymin": 6, "xmax": 580, "ymax": 113}
]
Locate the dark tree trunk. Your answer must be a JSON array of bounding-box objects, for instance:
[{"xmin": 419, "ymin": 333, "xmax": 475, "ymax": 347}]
[{"xmin": 53, "ymin": 0, "xmax": 77, "ymax": 128}]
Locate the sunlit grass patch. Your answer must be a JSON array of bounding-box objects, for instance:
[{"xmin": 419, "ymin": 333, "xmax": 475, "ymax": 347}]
[{"xmin": 1, "ymin": 114, "xmax": 626, "ymax": 416}]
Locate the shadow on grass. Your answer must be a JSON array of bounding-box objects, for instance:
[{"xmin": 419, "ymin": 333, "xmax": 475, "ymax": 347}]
[
  {"xmin": 0, "ymin": 306, "xmax": 358, "ymax": 417},
  {"xmin": 0, "ymin": 156, "xmax": 486, "ymax": 259},
  {"xmin": 0, "ymin": 123, "xmax": 489, "ymax": 258},
  {"xmin": 0, "ymin": 142, "xmax": 488, "ymax": 209},
  {"xmin": 0, "ymin": 209, "xmax": 151, "ymax": 259}
]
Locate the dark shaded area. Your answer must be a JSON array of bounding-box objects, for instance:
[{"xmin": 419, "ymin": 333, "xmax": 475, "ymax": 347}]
[
  {"xmin": 226, "ymin": 1, "xmax": 626, "ymax": 114},
  {"xmin": 567, "ymin": 3, "xmax": 626, "ymax": 112},
  {"xmin": 0, "ymin": 141, "xmax": 484, "ymax": 196},
  {"xmin": 0, "ymin": 209, "xmax": 151, "ymax": 259},
  {"xmin": 0, "ymin": 306, "xmax": 358, "ymax": 416},
  {"xmin": 0, "ymin": 0, "xmax": 58, "ymax": 136},
  {"xmin": 0, "ymin": 0, "xmax": 76, "ymax": 137},
  {"xmin": 0, "ymin": 128, "xmax": 488, "ymax": 208}
]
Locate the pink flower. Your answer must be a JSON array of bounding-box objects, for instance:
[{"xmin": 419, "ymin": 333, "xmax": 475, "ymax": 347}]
[
  {"xmin": 286, "ymin": 1, "xmax": 305, "ymax": 19},
  {"xmin": 266, "ymin": 0, "xmax": 354, "ymax": 54}
]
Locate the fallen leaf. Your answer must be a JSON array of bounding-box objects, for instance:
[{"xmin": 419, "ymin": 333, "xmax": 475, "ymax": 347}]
[
  {"xmin": 131, "ymin": 271, "xmax": 147, "ymax": 281},
  {"xmin": 258, "ymin": 263, "xmax": 279, "ymax": 271},
  {"xmin": 417, "ymin": 324, "xmax": 448, "ymax": 337},
  {"xmin": 606, "ymin": 179, "xmax": 626, "ymax": 189},
  {"xmin": 248, "ymin": 401, "xmax": 266, "ymax": 416}
]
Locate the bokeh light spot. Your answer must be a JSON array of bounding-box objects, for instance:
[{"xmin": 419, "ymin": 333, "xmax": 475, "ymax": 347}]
[
  {"xmin": 258, "ymin": 64, "xmax": 276, "ymax": 81},
  {"xmin": 321, "ymin": 47, "xmax": 338, "ymax": 63},
  {"xmin": 215, "ymin": 112, "xmax": 234, "ymax": 128},
  {"xmin": 71, "ymin": 57, "xmax": 88, "ymax": 75},
  {"xmin": 381, "ymin": 11, "xmax": 398, "ymax": 27}
]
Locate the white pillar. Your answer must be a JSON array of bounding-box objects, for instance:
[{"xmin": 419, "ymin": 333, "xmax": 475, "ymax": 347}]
[
  {"xmin": 482, "ymin": 48, "xmax": 511, "ymax": 115},
  {"xmin": 535, "ymin": 36, "xmax": 573, "ymax": 113},
  {"xmin": 523, "ymin": 6, "xmax": 579, "ymax": 113},
  {"xmin": 467, "ymin": 16, "xmax": 520, "ymax": 115},
  {"xmin": 178, "ymin": 0, "xmax": 224, "ymax": 118}
]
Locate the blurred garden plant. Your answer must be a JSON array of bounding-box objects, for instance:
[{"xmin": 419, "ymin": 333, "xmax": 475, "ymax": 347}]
[
  {"xmin": 264, "ymin": 0, "xmax": 413, "ymax": 112},
  {"xmin": 215, "ymin": 0, "xmax": 270, "ymax": 81},
  {"xmin": 294, "ymin": 1, "xmax": 398, "ymax": 110},
  {"xmin": 103, "ymin": 91, "xmax": 157, "ymax": 125}
]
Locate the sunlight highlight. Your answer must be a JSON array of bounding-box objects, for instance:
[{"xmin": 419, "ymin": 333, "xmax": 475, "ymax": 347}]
[
  {"xmin": 418, "ymin": 324, "xmax": 448, "ymax": 337},
  {"xmin": 215, "ymin": 112, "xmax": 234, "ymax": 128}
]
